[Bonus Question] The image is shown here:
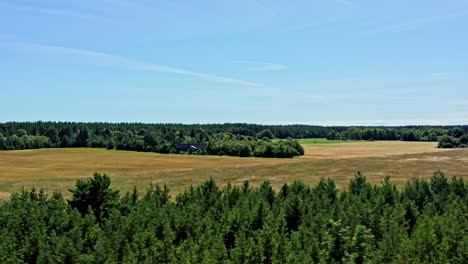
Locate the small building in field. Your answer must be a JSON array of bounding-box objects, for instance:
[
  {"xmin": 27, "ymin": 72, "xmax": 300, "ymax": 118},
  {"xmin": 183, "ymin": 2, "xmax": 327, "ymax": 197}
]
[{"xmin": 178, "ymin": 143, "xmax": 208, "ymax": 152}]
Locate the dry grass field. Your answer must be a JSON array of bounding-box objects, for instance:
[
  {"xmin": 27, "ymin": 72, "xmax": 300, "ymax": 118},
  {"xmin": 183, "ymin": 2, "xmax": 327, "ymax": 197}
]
[
  {"xmin": 300, "ymin": 141, "xmax": 453, "ymax": 159},
  {"xmin": 0, "ymin": 141, "xmax": 466, "ymax": 200}
]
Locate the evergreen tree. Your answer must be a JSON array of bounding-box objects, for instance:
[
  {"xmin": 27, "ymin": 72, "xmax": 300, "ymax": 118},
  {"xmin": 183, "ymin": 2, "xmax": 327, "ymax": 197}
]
[
  {"xmin": 0, "ymin": 171, "xmax": 466, "ymax": 263},
  {"xmin": 68, "ymin": 173, "xmax": 119, "ymax": 221}
]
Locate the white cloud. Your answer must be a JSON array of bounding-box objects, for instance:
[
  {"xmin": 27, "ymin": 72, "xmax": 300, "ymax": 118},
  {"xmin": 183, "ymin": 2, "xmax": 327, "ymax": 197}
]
[
  {"xmin": 233, "ymin": 60, "xmax": 287, "ymax": 72},
  {"xmin": 0, "ymin": 42, "xmax": 262, "ymax": 87},
  {"xmin": 0, "ymin": 2, "xmax": 105, "ymax": 21}
]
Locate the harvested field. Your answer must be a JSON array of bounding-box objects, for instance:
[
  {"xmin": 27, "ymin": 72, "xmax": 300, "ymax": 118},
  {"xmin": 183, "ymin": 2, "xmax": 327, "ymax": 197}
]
[
  {"xmin": 0, "ymin": 141, "xmax": 466, "ymax": 199},
  {"xmin": 0, "ymin": 148, "xmax": 294, "ymax": 199},
  {"xmin": 300, "ymin": 141, "xmax": 450, "ymax": 159},
  {"xmin": 0, "ymin": 148, "xmax": 293, "ymax": 180},
  {"xmin": 124, "ymin": 148, "xmax": 467, "ymax": 194}
]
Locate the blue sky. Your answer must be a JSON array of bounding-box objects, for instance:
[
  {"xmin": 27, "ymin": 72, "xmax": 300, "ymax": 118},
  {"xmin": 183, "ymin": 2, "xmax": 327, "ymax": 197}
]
[{"xmin": 1, "ymin": 0, "xmax": 467, "ymax": 125}]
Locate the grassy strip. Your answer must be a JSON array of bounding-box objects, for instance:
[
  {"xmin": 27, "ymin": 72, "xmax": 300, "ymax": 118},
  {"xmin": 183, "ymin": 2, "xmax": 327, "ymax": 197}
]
[{"xmin": 298, "ymin": 138, "xmax": 365, "ymax": 144}]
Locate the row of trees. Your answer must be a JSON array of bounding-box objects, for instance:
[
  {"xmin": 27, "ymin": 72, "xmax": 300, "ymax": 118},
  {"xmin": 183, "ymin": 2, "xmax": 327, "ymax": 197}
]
[
  {"xmin": 206, "ymin": 134, "xmax": 304, "ymax": 158},
  {"xmin": 0, "ymin": 171, "xmax": 465, "ymax": 263},
  {"xmin": 326, "ymin": 126, "xmax": 465, "ymax": 141},
  {"xmin": 0, "ymin": 134, "xmax": 51, "ymax": 150},
  {"xmin": 1, "ymin": 122, "xmax": 467, "ymax": 155},
  {"xmin": 0, "ymin": 127, "xmax": 304, "ymax": 158},
  {"xmin": 2, "ymin": 122, "xmax": 466, "ymax": 141}
]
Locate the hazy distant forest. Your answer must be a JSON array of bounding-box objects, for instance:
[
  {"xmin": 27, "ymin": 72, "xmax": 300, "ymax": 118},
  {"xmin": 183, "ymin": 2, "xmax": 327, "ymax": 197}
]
[
  {"xmin": 0, "ymin": 171, "xmax": 466, "ymax": 263},
  {"xmin": 0, "ymin": 122, "xmax": 467, "ymax": 157}
]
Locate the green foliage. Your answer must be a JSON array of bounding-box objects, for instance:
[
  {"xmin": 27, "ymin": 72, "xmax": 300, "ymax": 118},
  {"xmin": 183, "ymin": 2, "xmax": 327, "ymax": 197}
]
[
  {"xmin": 207, "ymin": 134, "xmax": 304, "ymax": 158},
  {"xmin": 438, "ymin": 132, "xmax": 468, "ymax": 148},
  {"xmin": 45, "ymin": 126, "xmax": 59, "ymax": 146},
  {"xmin": 68, "ymin": 173, "xmax": 119, "ymax": 221},
  {"xmin": 257, "ymin": 129, "xmax": 276, "ymax": 139},
  {"xmin": 75, "ymin": 126, "xmax": 90, "ymax": 147},
  {"xmin": 459, "ymin": 134, "xmax": 468, "ymax": 145},
  {"xmin": 1, "ymin": 122, "xmax": 465, "ymax": 154},
  {"xmin": 343, "ymin": 127, "xmax": 363, "ymax": 140},
  {"xmin": 326, "ymin": 130, "xmax": 339, "ymax": 140},
  {"xmin": 0, "ymin": 171, "xmax": 466, "ymax": 263},
  {"xmin": 448, "ymin": 127, "xmax": 464, "ymax": 138},
  {"xmin": 16, "ymin": 128, "xmax": 28, "ymax": 137},
  {"xmin": 438, "ymin": 135, "xmax": 454, "ymax": 148}
]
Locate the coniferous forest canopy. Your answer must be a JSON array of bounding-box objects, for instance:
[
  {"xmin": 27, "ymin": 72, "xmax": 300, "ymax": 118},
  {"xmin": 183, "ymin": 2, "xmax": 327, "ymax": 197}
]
[
  {"xmin": 0, "ymin": 172, "xmax": 466, "ymax": 263},
  {"xmin": 1, "ymin": 124, "xmax": 467, "ymax": 263},
  {"xmin": 0, "ymin": 122, "xmax": 467, "ymax": 157}
]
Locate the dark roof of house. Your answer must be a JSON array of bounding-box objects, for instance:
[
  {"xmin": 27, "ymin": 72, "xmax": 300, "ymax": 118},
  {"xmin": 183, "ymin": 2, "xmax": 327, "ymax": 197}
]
[{"xmin": 178, "ymin": 144, "xmax": 207, "ymax": 151}]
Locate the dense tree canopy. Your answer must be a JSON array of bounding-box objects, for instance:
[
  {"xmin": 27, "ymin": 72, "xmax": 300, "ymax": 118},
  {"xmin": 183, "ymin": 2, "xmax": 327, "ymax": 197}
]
[
  {"xmin": 0, "ymin": 171, "xmax": 466, "ymax": 263},
  {"xmin": 0, "ymin": 122, "xmax": 466, "ymax": 155},
  {"xmin": 0, "ymin": 122, "xmax": 309, "ymax": 158}
]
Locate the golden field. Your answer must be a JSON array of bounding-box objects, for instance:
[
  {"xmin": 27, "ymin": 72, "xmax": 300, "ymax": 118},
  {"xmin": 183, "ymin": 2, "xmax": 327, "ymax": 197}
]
[{"xmin": 0, "ymin": 141, "xmax": 466, "ymax": 200}]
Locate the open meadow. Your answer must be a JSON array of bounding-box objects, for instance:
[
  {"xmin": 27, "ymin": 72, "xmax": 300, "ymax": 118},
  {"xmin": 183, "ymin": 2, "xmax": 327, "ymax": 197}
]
[{"xmin": 0, "ymin": 140, "xmax": 466, "ymax": 200}]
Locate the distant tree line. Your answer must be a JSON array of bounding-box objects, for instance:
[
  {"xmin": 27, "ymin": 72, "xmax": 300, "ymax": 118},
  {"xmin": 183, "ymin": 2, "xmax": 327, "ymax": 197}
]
[
  {"xmin": 325, "ymin": 126, "xmax": 467, "ymax": 142},
  {"xmin": 437, "ymin": 127, "xmax": 468, "ymax": 148},
  {"xmin": 0, "ymin": 171, "xmax": 465, "ymax": 263},
  {"xmin": 0, "ymin": 122, "xmax": 466, "ymax": 155},
  {"xmin": 0, "ymin": 123, "xmax": 306, "ymax": 158}
]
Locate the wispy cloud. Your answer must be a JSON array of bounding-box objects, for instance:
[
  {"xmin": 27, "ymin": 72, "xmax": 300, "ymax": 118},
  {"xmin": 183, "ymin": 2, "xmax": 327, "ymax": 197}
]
[
  {"xmin": 0, "ymin": 42, "xmax": 262, "ymax": 87},
  {"xmin": 366, "ymin": 11, "xmax": 468, "ymax": 34},
  {"xmin": 0, "ymin": 2, "xmax": 105, "ymax": 21},
  {"xmin": 233, "ymin": 60, "xmax": 287, "ymax": 72},
  {"xmin": 101, "ymin": 0, "xmax": 160, "ymax": 13}
]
